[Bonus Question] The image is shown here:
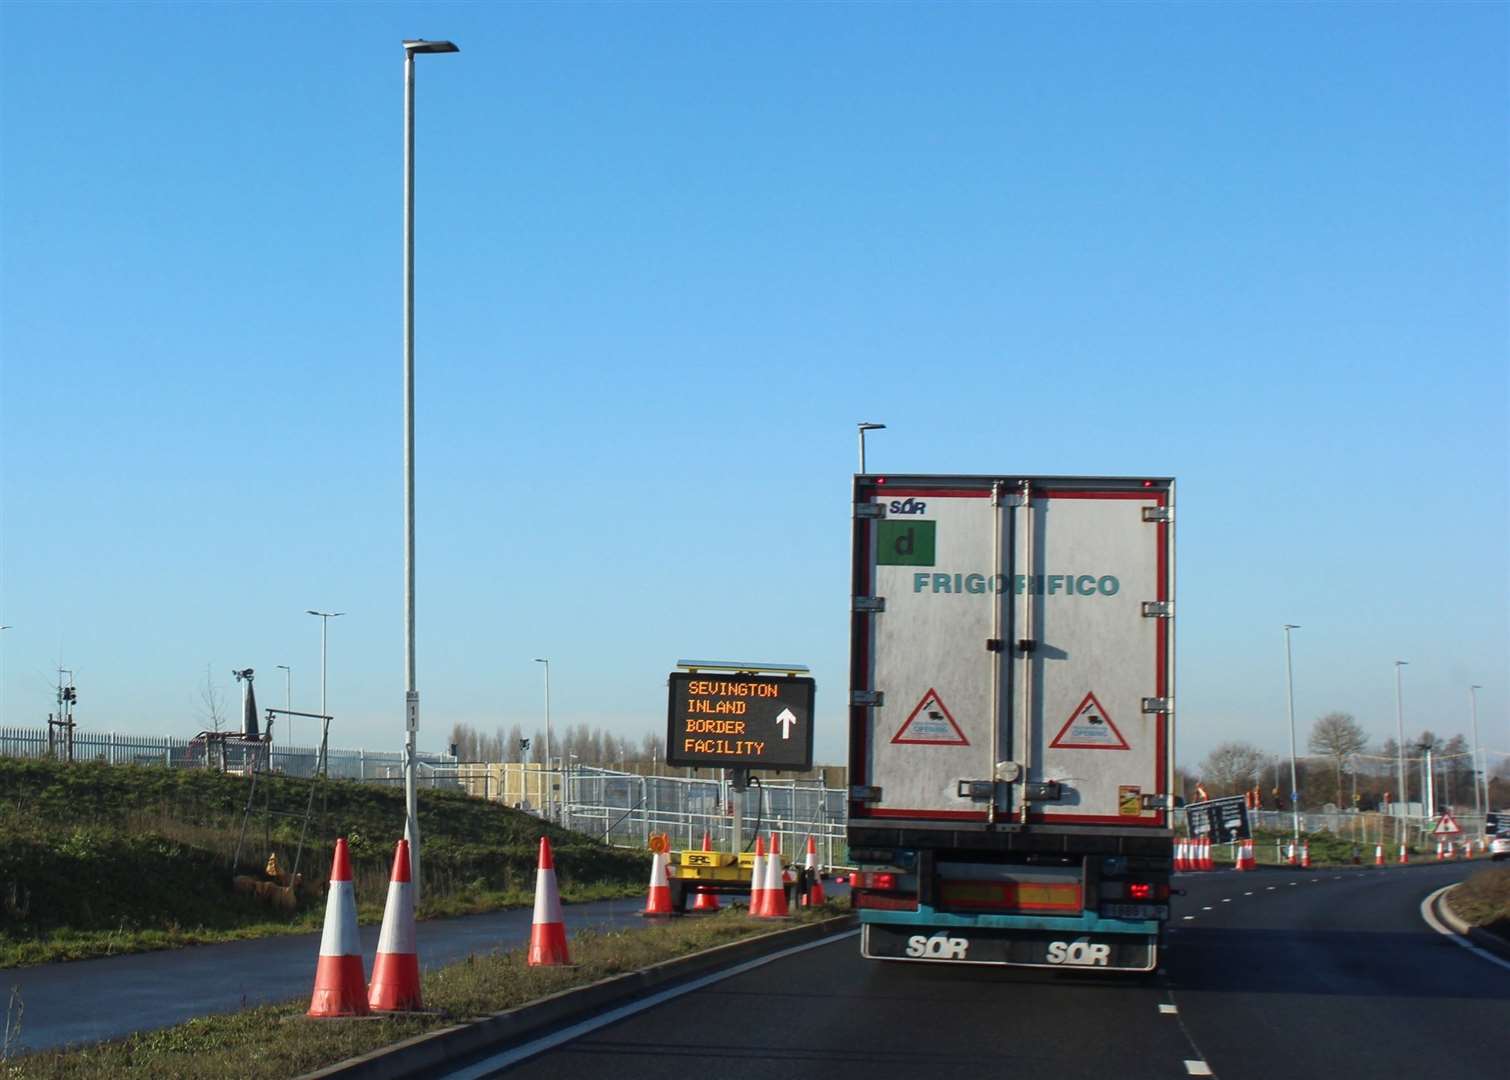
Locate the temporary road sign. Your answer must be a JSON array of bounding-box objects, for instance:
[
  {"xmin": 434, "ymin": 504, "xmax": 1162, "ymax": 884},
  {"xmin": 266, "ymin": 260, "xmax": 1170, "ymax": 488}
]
[
  {"xmin": 892, "ymin": 688, "xmax": 968, "ymax": 746},
  {"xmin": 1432, "ymin": 810, "xmax": 1461, "ymax": 836},
  {"xmin": 1049, "ymin": 691, "xmax": 1129, "ymax": 750},
  {"xmin": 665, "ymin": 671, "xmax": 815, "ymax": 770}
]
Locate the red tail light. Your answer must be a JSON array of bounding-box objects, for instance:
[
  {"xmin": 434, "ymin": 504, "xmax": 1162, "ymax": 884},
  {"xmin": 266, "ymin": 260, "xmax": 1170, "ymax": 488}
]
[
  {"xmin": 1128, "ymin": 882, "xmax": 1152, "ymax": 901},
  {"xmin": 852, "ymin": 871, "xmax": 899, "ymax": 890}
]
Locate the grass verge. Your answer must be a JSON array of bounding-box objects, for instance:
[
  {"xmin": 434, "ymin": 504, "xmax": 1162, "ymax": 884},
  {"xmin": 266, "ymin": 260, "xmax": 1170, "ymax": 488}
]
[
  {"xmin": 1445, "ymin": 865, "xmax": 1510, "ymax": 939},
  {"xmin": 1, "ymin": 757, "xmax": 648, "ymax": 969},
  {"xmin": 0, "ymin": 904, "xmax": 847, "ymax": 1079}
]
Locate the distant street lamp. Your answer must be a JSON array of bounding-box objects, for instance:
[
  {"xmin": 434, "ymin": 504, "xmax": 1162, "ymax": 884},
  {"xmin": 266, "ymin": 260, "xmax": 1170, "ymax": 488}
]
[
  {"xmin": 0, "ymin": 625, "xmax": 10, "ymax": 724},
  {"xmin": 1469, "ymin": 684, "xmax": 1484, "ymax": 828},
  {"xmin": 857, "ymin": 422, "xmax": 885, "ymax": 473},
  {"xmin": 1393, "ymin": 660, "xmax": 1409, "ymax": 837},
  {"xmin": 276, "ymin": 664, "xmax": 292, "ymax": 750},
  {"xmin": 1282, "ymin": 625, "xmax": 1302, "ymax": 848},
  {"xmin": 306, "ymin": 611, "xmax": 344, "ymax": 749},
  {"xmin": 534, "ymin": 658, "xmax": 552, "ymax": 819}
]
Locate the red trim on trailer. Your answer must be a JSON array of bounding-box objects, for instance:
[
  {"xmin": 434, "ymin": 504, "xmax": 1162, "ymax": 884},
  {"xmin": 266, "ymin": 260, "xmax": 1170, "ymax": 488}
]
[
  {"xmin": 1025, "ymin": 812, "xmax": 1166, "ymax": 826},
  {"xmin": 865, "ymin": 808, "xmax": 989, "ymax": 821},
  {"xmin": 865, "ymin": 487, "xmax": 992, "ymax": 500},
  {"xmin": 1039, "ymin": 490, "xmax": 1158, "ymax": 500}
]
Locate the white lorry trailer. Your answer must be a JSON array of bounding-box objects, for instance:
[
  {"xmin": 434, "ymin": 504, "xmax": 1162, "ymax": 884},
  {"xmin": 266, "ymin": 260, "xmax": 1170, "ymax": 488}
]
[{"xmin": 847, "ymin": 474, "xmax": 1176, "ymax": 971}]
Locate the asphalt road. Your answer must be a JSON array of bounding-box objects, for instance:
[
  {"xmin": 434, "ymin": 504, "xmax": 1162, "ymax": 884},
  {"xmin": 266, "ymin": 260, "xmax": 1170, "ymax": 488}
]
[
  {"xmin": 447, "ymin": 861, "xmax": 1508, "ymax": 1080},
  {"xmin": 6, "ymin": 897, "xmax": 653, "ymax": 1054}
]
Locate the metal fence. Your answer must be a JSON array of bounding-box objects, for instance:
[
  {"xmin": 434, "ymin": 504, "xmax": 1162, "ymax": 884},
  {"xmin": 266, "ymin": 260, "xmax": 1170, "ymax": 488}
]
[
  {"xmin": 1243, "ymin": 808, "xmax": 1495, "ymax": 842},
  {"xmin": 555, "ymin": 767, "xmax": 848, "ymax": 867},
  {"xmin": 0, "ymin": 724, "xmax": 457, "ymax": 784}
]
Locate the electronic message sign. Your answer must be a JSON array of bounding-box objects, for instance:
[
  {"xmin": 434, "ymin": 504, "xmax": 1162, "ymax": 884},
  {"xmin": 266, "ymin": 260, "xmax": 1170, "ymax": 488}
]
[{"xmin": 666, "ymin": 672, "xmax": 815, "ymax": 770}]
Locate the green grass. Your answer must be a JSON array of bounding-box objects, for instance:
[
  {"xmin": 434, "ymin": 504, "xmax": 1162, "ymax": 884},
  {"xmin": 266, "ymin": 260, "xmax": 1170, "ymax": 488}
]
[
  {"xmin": 0, "ymin": 904, "xmax": 849, "ymax": 1079},
  {"xmin": 1446, "ymin": 865, "xmax": 1510, "ymax": 937},
  {"xmin": 0, "ymin": 757, "xmax": 648, "ymax": 968},
  {"xmin": 1198, "ymin": 828, "xmax": 1439, "ymax": 868}
]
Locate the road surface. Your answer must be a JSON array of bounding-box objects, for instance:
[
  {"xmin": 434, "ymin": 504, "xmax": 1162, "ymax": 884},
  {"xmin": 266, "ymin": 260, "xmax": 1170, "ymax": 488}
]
[{"xmin": 444, "ymin": 862, "xmax": 1508, "ymax": 1080}]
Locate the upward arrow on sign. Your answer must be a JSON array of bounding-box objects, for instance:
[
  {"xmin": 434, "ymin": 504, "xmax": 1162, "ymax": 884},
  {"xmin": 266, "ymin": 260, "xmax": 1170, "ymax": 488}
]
[{"xmin": 775, "ymin": 708, "xmax": 797, "ymax": 739}]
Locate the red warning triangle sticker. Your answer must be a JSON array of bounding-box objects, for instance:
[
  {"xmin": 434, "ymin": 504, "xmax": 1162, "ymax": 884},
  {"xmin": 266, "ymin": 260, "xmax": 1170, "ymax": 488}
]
[
  {"xmin": 892, "ymin": 688, "xmax": 969, "ymax": 746},
  {"xmin": 1049, "ymin": 691, "xmax": 1129, "ymax": 750}
]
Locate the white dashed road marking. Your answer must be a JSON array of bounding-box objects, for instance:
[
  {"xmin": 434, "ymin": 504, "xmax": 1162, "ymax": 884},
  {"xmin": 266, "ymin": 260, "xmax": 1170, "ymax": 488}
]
[
  {"xmin": 1184, "ymin": 1059, "xmax": 1214, "ymax": 1076},
  {"xmin": 1160, "ymin": 1003, "xmax": 1179, "ymax": 1014}
]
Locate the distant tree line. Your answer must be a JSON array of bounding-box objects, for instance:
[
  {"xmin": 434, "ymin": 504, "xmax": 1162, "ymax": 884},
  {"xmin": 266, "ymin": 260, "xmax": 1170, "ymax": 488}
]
[
  {"xmin": 1185, "ymin": 711, "xmax": 1507, "ymax": 812},
  {"xmin": 446, "ymin": 720, "xmax": 665, "ymax": 770}
]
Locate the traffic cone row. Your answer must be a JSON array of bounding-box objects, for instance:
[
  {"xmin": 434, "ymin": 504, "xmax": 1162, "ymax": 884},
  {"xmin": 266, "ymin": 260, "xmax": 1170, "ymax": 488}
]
[
  {"xmin": 308, "ymin": 837, "xmax": 423, "ymax": 1018},
  {"xmin": 1235, "ymin": 839, "xmax": 1256, "ymax": 871}
]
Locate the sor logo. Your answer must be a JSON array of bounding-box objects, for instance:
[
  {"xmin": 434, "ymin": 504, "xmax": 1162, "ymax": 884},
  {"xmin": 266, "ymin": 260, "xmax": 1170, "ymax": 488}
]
[
  {"xmin": 905, "ymin": 933, "xmax": 969, "ymax": 960},
  {"xmin": 1046, "ymin": 938, "xmax": 1112, "ymax": 967},
  {"xmin": 888, "ymin": 498, "xmax": 928, "ymax": 515}
]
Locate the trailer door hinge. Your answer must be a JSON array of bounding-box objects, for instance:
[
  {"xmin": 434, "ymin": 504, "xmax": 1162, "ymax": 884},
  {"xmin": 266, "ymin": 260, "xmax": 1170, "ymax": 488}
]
[
  {"xmin": 1142, "ymin": 506, "xmax": 1172, "ymax": 523},
  {"xmin": 853, "ymin": 596, "xmax": 886, "ymax": 614},
  {"xmin": 854, "ymin": 502, "xmax": 885, "ymax": 519},
  {"xmin": 851, "ymin": 690, "xmax": 885, "ymax": 708},
  {"xmin": 1142, "ymin": 697, "xmax": 1173, "ymax": 714},
  {"xmin": 1023, "ymin": 781, "xmax": 1062, "ymax": 802},
  {"xmin": 851, "ymin": 785, "xmax": 883, "ymax": 803},
  {"xmin": 1141, "ymin": 601, "xmax": 1173, "ymax": 618}
]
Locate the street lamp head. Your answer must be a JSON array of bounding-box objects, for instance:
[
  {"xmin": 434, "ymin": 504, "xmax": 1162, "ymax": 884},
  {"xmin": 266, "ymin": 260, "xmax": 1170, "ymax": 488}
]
[
  {"xmin": 307, "ymin": 610, "xmax": 345, "ymax": 618},
  {"xmin": 1394, "ymin": 659, "xmax": 1408, "ymax": 667},
  {"xmin": 858, "ymin": 422, "xmax": 886, "ymax": 432},
  {"xmin": 276, "ymin": 664, "xmax": 290, "ymax": 672},
  {"xmin": 403, "ymin": 39, "xmax": 459, "ymax": 54},
  {"xmin": 1283, "ymin": 623, "xmax": 1300, "ymax": 630},
  {"xmin": 534, "ymin": 657, "xmax": 548, "ymax": 665}
]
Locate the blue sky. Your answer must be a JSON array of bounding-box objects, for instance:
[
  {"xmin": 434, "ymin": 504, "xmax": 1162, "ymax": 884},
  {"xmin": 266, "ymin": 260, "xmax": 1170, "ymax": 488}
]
[{"xmin": 1, "ymin": 2, "xmax": 1505, "ymax": 772}]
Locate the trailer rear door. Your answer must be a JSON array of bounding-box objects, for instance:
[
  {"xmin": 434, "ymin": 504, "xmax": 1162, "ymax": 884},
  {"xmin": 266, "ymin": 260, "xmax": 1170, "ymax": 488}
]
[{"xmin": 850, "ymin": 476, "xmax": 1173, "ymax": 827}]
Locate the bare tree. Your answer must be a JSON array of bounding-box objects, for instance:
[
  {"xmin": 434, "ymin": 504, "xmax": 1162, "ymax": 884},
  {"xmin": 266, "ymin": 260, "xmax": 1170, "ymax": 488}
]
[
  {"xmin": 197, "ymin": 664, "xmax": 227, "ymax": 733},
  {"xmin": 1199, "ymin": 741, "xmax": 1266, "ymax": 796},
  {"xmin": 1307, "ymin": 711, "xmax": 1368, "ymax": 807}
]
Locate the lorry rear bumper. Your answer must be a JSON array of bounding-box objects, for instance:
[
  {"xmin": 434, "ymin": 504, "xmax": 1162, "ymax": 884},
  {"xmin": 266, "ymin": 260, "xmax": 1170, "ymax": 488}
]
[{"xmin": 862, "ymin": 921, "xmax": 1158, "ymax": 971}]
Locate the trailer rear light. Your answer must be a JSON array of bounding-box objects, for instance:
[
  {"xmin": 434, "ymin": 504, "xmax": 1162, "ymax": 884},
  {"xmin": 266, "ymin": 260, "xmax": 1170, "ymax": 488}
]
[
  {"xmin": 853, "ymin": 892, "xmax": 918, "ymax": 912},
  {"xmin": 853, "ymin": 871, "xmax": 898, "ymax": 890},
  {"xmin": 1128, "ymin": 883, "xmax": 1152, "ymax": 901}
]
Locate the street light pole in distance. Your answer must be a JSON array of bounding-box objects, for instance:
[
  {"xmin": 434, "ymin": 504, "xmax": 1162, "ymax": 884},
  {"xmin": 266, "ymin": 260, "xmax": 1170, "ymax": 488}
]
[
  {"xmin": 857, "ymin": 422, "xmax": 885, "ymax": 473},
  {"xmin": 1393, "ymin": 660, "xmax": 1408, "ymax": 843},
  {"xmin": 276, "ymin": 664, "xmax": 292, "ymax": 752},
  {"xmin": 1282, "ymin": 624, "xmax": 1301, "ymax": 850},
  {"xmin": 402, "ymin": 36, "xmax": 458, "ymax": 906},
  {"xmin": 534, "ymin": 658, "xmax": 551, "ymax": 820},
  {"xmin": 1469, "ymin": 684, "xmax": 1484, "ymax": 831}
]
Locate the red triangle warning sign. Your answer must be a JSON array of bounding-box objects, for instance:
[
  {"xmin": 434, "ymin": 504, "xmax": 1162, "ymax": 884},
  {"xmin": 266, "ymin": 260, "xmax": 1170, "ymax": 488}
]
[
  {"xmin": 1432, "ymin": 810, "xmax": 1461, "ymax": 836},
  {"xmin": 1049, "ymin": 691, "xmax": 1129, "ymax": 750},
  {"xmin": 892, "ymin": 689, "xmax": 969, "ymax": 746}
]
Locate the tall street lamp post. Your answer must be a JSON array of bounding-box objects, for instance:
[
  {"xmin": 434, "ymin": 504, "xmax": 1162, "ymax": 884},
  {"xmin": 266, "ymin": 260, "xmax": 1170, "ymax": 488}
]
[
  {"xmin": 402, "ymin": 37, "xmax": 458, "ymax": 903},
  {"xmin": 1282, "ymin": 624, "xmax": 1301, "ymax": 848},
  {"xmin": 534, "ymin": 658, "xmax": 552, "ymax": 820},
  {"xmin": 276, "ymin": 664, "xmax": 292, "ymax": 752},
  {"xmin": 307, "ymin": 611, "xmax": 343, "ymax": 754},
  {"xmin": 1469, "ymin": 684, "xmax": 1484, "ymax": 830},
  {"xmin": 1393, "ymin": 660, "xmax": 1408, "ymax": 841},
  {"xmin": 857, "ymin": 422, "xmax": 885, "ymax": 473}
]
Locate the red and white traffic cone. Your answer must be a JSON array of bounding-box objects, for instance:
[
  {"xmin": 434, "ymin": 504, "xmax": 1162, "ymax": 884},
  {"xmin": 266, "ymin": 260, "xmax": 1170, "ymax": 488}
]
[
  {"xmin": 802, "ymin": 835, "xmax": 826, "ymax": 906},
  {"xmin": 643, "ymin": 850, "xmax": 674, "ymax": 916},
  {"xmin": 1174, "ymin": 839, "xmax": 1187, "ymax": 872},
  {"xmin": 1398, "ymin": 843, "xmax": 1409, "ymax": 864},
  {"xmin": 1202, "ymin": 838, "xmax": 1214, "ymax": 871},
  {"xmin": 368, "ymin": 839, "xmax": 422, "ymax": 1012},
  {"xmin": 748, "ymin": 835, "xmax": 769, "ymax": 917},
  {"xmin": 527, "ymin": 837, "xmax": 570, "ymax": 966},
  {"xmin": 690, "ymin": 833, "xmax": 721, "ymax": 913},
  {"xmin": 1374, "ymin": 844, "xmax": 1385, "ymax": 866},
  {"xmin": 1235, "ymin": 839, "xmax": 1255, "ymax": 871},
  {"xmin": 765, "ymin": 833, "xmax": 791, "ymax": 917},
  {"xmin": 1286, "ymin": 843, "xmax": 1297, "ymax": 866},
  {"xmin": 307, "ymin": 838, "xmax": 368, "ymax": 1018},
  {"xmin": 1300, "ymin": 842, "xmax": 1310, "ymax": 869},
  {"xmin": 1441, "ymin": 841, "xmax": 1452, "ymax": 861}
]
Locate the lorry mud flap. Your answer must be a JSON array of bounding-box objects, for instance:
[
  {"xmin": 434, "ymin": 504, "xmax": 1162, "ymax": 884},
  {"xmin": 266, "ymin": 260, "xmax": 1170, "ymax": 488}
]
[{"xmin": 862, "ymin": 923, "xmax": 1156, "ymax": 971}]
